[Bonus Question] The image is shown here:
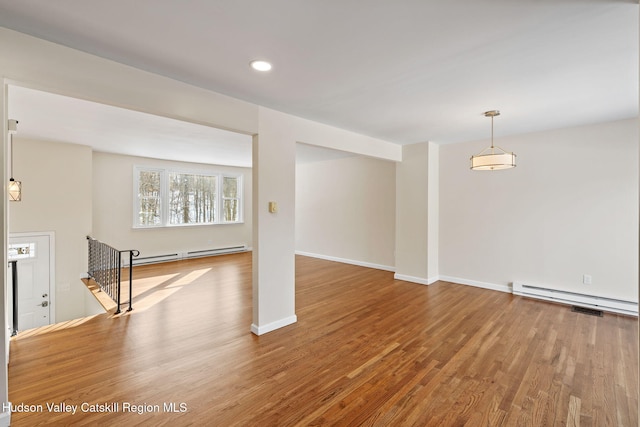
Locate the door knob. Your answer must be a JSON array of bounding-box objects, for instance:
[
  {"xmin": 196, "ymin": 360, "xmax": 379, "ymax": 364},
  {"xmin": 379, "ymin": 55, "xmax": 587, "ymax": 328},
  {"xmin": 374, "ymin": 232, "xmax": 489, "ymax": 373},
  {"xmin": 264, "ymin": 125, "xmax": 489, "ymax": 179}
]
[{"xmin": 40, "ymin": 301, "xmax": 49, "ymax": 307}]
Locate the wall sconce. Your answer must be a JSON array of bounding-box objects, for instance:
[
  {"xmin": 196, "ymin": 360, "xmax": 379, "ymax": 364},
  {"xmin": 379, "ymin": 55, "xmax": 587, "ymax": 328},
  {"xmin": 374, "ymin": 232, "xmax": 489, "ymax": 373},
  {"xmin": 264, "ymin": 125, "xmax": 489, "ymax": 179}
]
[{"xmin": 8, "ymin": 119, "xmax": 21, "ymax": 201}]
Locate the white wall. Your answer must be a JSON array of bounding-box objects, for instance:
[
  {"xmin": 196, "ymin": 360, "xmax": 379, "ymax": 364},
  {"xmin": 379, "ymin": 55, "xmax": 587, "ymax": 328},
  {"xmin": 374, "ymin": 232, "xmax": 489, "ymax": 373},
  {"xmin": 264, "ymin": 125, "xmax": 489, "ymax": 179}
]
[
  {"xmin": 296, "ymin": 154, "xmax": 396, "ymax": 270},
  {"xmin": 252, "ymin": 108, "xmax": 297, "ymax": 334},
  {"xmin": 9, "ymin": 138, "xmax": 93, "ymax": 321},
  {"xmin": 92, "ymin": 152, "xmax": 252, "ymax": 257},
  {"xmin": 439, "ymin": 118, "xmax": 638, "ymax": 302},
  {"xmin": 394, "ymin": 142, "xmax": 440, "ymax": 284},
  {"xmin": 427, "ymin": 142, "xmax": 439, "ymax": 280}
]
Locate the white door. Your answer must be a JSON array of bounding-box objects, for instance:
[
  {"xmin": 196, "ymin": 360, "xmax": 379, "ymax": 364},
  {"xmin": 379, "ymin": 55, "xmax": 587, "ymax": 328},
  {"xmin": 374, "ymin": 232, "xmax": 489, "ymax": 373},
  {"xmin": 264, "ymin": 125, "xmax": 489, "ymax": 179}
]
[{"xmin": 9, "ymin": 234, "xmax": 52, "ymax": 331}]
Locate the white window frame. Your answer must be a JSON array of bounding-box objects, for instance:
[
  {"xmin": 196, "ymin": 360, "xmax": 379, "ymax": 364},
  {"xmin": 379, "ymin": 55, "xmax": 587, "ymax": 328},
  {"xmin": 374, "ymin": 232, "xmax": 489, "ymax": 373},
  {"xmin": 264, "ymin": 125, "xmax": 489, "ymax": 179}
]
[
  {"xmin": 133, "ymin": 166, "xmax": 243, "ymax": 228},
  {"xmin": 220, "ymin": 173, "xmax": 244, "ymax": 224},
  {"xmin": 133, "ymin": 166, "xmax": 165, "ymax": 228}
]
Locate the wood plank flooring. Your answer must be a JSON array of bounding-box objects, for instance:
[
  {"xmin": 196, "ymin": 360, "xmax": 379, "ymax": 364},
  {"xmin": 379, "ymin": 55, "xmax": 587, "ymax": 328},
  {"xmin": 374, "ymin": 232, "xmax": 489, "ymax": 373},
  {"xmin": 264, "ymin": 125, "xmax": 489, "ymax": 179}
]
[{"xmin": 8, "ymin": 253, "xmax": 638, "ymax": 426}]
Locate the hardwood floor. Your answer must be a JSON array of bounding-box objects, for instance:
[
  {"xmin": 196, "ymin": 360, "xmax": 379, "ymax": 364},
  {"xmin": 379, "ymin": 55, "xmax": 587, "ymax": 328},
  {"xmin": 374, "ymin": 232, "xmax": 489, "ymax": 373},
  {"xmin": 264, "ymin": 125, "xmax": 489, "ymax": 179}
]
[{"xmin": 8, "ymin": 253, "xmax": 638, "ymax": 426}]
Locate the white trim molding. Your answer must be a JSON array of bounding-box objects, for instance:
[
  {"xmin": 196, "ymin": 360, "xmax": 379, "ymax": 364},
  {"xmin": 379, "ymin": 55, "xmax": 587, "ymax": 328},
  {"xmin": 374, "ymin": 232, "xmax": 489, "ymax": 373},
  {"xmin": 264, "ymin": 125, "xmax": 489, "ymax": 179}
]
[
  {"xmin": 438, "ymin": 275, "xmax": 512, "ymax": 294},
  {"xmin": 295, "ymin": 251, "xmax": 395, "ymax": 272},
  {"xmin": 0, "ymin": 407, "xmax": 10, "ymax": 427},
  {"xmin": 251, "ymin": 315, "xmax": 297, "ymax": 336},
  {"xmin": 393, "ymin": 274, "xmax": 438, "ymax": 286}
]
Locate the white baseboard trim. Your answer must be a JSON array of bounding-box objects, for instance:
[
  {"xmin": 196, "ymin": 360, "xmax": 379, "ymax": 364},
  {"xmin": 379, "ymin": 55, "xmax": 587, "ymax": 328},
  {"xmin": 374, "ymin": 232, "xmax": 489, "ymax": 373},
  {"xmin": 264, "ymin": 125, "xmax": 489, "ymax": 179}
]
[
  {"xmin": 0, "ymin": 409, "xmax": 10, "ymax": 427},
  {"xmin": 251, "ymin": 315, "xmax": 297, "ymax": 336},
  {"xmin": 438, "ymin": 275, "xmax": 512, "ymax": 294},
  {"xmin": 295, "ymin": 251, "xmax": 395, "ymax": 272},
  {"xmin": 393, "ymin": 273, "xmax": 438, "ymax": 286}
]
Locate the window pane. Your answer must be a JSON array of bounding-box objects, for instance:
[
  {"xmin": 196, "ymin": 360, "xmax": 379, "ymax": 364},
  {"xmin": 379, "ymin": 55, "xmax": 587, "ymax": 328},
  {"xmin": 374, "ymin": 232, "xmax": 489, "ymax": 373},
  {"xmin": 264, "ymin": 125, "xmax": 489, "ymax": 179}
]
[
  {"xmin": 169, "ymin": 173, "xmax": 217, "ymax": 224},
  {"xmin": 223, "ymin": 176, "xmax": 238, "ymax": 198},
  {"xmin": 223, "ymin": 199, "xmax": 239, "ymax": 222},
  {"xmin": 222, "ymin": 176, "xmax": 240, "ymax": 222},
  {"xmin": 138, "ymin": 170, "xmax": 161, "ymax": 226}
]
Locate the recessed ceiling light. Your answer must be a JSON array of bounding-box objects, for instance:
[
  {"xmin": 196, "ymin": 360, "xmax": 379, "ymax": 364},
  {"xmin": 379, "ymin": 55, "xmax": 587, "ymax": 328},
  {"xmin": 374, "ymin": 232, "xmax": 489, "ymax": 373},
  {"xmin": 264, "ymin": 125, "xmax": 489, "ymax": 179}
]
[{"xmin": 250, "ymin": 60, "xmax": 272, "ymax": 72}]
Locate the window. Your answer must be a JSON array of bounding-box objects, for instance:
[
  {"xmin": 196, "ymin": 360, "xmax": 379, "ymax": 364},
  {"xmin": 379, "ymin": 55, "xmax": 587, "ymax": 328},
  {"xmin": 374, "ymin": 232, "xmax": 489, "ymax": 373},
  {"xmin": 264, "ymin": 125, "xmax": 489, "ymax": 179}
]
[
  {"xmin": 134, "ymin": 166, "xmax": 243, "ymax": 228},
  {"xmin": 222, "ymin": 176, "xmax": 240, "ymax": 222},
  {"xmin": 137, "ymin": 169, "xmax": 162, "ymax": 226},
  {"xmin": 168, "ymin": 172, "xmax": 217, "ymax": 225}
]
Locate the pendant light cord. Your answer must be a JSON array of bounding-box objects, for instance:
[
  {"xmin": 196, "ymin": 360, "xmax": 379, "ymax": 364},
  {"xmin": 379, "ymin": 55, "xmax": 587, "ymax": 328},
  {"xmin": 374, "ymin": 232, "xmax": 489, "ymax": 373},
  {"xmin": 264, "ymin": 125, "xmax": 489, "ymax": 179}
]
[{"xmin": 492, "ymin": 116, "xmax": 494, "ymax": 153}]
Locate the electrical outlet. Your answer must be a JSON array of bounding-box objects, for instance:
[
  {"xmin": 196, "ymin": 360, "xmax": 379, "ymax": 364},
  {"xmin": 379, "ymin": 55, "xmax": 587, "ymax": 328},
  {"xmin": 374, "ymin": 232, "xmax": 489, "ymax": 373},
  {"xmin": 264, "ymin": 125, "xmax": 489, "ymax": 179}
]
[{"xmin": 583, "ymin": 274, "xmax": 592, "ymax": 285}]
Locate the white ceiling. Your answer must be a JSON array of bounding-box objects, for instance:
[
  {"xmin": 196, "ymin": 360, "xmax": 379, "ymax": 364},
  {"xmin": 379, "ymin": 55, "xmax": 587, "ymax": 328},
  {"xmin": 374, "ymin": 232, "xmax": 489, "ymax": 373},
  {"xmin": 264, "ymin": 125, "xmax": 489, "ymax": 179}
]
[
  {"xmin": 9, "ymin": 86, "xmax": 254, "ymax": 167},
  {"xmin": 0, "ymin": 0, "xmax": 637, "ymax": 163}
]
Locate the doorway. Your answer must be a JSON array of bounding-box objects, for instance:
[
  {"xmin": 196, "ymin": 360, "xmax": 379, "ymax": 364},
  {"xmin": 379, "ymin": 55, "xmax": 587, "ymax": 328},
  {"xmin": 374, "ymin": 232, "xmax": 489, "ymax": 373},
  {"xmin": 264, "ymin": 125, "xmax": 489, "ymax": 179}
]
[{"xmin": 8, "ymin": 232, "xmax": 55, "ymax": 332}]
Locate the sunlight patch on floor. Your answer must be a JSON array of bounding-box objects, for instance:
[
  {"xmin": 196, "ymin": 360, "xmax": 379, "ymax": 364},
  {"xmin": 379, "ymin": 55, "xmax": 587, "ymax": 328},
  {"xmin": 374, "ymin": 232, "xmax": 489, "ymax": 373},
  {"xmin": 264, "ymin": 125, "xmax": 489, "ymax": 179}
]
[
  {"xmin": 132, "ymin": 288, "xmax": 183, "ymax": 312},
  {"xmin": 130, "ymin": 273, "xmax": 180, "ymax": 295},
  {"xmin": 128, "ymin": 268, "xmax": 212, "ymax": 312},
  {"xmin": 165, "ymin": 268, "xmax": 211, "ymax": 288},
  {"xmin": 11, "ymin": 314, "xmax": 103, "ymax": 340}
]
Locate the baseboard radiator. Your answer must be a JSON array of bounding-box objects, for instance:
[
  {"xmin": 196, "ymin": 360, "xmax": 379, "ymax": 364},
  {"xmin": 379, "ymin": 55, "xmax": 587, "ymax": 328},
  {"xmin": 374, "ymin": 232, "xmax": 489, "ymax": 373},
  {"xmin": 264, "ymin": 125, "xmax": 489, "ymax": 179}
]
[
  {"xmin": 512, "ymin": 282, "xmax": 638, "ymax": 316},
  {"xmin": 128, "ymin": 245, "xmax": 248, "ymax": 266}
]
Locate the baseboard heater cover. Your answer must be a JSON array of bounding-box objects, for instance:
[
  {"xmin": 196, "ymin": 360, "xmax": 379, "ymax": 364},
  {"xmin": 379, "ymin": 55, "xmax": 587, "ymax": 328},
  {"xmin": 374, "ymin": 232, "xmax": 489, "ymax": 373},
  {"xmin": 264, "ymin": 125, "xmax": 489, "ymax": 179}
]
[
  {"xmin": 512, "ymin": 282, "xmax": 637, "ymax": 316},
  {"xmin": 185, "ymin": 246, "xmax": 246, "ymax": 258},
  {"xmin": 131, "ymin": 253, "xmax": 180, "ymax": 265},
  {"xmin": 129, "ymin": 245, "xmax": 247, "ymax": 266}
]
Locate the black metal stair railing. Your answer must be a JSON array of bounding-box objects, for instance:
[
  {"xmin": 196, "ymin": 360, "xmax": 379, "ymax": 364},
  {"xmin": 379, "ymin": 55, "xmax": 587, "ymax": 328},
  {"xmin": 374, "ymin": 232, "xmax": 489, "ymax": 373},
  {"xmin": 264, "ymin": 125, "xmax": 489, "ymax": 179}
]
[{"xmin": 87, "ymin": 236, "xmax": 140, "ymax": 314}]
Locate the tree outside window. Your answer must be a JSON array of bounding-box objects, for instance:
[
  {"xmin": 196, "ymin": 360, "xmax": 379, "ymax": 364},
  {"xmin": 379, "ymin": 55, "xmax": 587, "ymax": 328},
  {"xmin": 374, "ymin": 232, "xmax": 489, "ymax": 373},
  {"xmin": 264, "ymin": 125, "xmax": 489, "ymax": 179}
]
[
  {"xmin": 138, "ymin": 170, "xmax": 161, "ymax": 226},
  {"xmin": 134, "ymin": 166, "xmax": 242, "ymax": 227},
  {"xmin": 169, "ymin": 173, "xmax": 217, "ymax": 225}
]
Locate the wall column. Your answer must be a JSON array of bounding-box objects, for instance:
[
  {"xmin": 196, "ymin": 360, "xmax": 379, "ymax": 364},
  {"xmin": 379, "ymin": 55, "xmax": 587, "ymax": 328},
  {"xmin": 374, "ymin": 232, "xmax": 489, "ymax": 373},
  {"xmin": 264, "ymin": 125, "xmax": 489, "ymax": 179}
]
[
  {"xmin": 251, "ymin": 107, "xmax": 297, "ymax": 335},
  {"xmin": 394, "ymin": 141, "xmax": 439, "ymax": 285}
]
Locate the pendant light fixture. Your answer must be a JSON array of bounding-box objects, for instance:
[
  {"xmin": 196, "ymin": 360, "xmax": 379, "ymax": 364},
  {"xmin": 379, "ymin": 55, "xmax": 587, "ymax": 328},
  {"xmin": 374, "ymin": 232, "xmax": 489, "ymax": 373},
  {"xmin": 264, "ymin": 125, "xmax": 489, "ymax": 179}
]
[
  {"xmin": 8, "ymin": 119, "xmax": 21, "ymax": 201},
  {"xmin": 470, "ymin": 110, "xmax": 516, "ymax": 171}
]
